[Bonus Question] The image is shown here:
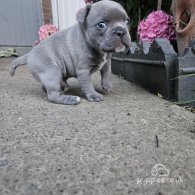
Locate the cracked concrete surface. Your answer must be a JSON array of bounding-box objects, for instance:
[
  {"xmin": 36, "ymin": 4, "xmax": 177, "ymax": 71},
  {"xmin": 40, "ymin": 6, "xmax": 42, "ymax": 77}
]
[{"xmin": 0, "ymin": 57, "xmax": 195, "ymax": 195}]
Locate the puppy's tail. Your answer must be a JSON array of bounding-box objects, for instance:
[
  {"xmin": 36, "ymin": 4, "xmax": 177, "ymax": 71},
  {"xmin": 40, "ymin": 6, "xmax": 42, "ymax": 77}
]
[{"xmin": 10, "ymin": 54, "xmax": 27, "ymax": 76}]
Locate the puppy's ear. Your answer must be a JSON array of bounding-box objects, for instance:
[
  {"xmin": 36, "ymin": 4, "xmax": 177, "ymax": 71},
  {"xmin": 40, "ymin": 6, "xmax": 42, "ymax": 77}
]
[{"xmin": 76, "ymin": 4, "xmax": 92, "ymax": 24}]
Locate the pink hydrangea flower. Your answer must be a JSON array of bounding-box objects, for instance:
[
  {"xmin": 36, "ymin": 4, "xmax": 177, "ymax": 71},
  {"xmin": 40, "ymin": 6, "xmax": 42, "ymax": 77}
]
[
  {"xmin": 38, "ymin": 24, "xmax": 58, "ymax": 41},
  {"xmin": 34, "ymin": 24, "xmax": 58, "ymax": 46},
  {"xmin": 138, "ymin": 10, "xmax": 176, "ymax": 42}
]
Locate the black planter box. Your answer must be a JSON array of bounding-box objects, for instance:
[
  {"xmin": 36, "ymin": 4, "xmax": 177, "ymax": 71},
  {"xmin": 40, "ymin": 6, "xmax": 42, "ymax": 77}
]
[
  {"xmin": 177, "ymin": 41, "xmax": 195, "ymax": 105},
  {"xmin": 111, "ymin": 38, "xmax": 178, "ymax": 99}
]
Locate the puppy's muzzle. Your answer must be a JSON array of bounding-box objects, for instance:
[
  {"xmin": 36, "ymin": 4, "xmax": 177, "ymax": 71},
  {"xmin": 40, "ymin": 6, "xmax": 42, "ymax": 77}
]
[
  {"xmin": 113, "ymin": 27, "xmax": 126, "ymax": 37},
  {"xmin": 100, "ymin": 26, "xmax": 131, "ymax": 52},
  {"xmin": 112, "ymin": 26, "xmax": 131, "ymax": 48}
]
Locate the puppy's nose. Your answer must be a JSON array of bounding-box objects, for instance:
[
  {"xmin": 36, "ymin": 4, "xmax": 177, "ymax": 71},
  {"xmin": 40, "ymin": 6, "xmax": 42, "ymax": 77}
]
[{"xmin": 114, "ymin": 28, "xmax": 125, "ymax": 37}]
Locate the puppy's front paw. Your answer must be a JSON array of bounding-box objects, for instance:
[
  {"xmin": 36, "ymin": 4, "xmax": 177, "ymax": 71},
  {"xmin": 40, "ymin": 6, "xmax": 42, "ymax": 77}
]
[
  {"xmin": 69, "ymin": 96, "xmax": 81, "ymax": 105},
  {"xmin": 102, "ymin": 82, "xmax": 112, "ymax": 92},
  {"xmin": 86, "ymin": 92, "xmax": 104, "ymax": 102},
  {"xmin": 64, "ymin": 96, "xmax": 81, "ymax": 105}
]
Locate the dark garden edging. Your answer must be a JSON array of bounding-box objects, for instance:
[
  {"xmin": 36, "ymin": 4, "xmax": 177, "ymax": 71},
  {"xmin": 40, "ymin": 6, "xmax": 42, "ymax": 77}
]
[
  {"xmin": 177, "ymin": 41, "xmax": 195, "ymax": 104},
  {"xmin": 111, "ymin": 38, "xmax": 178, "ymax": 100}
]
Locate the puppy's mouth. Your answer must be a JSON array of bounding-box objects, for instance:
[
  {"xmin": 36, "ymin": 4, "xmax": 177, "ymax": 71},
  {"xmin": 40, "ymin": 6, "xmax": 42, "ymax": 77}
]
[{"xmin": 100, "ymin": 36, "xmax": 131, "ymax": 53}]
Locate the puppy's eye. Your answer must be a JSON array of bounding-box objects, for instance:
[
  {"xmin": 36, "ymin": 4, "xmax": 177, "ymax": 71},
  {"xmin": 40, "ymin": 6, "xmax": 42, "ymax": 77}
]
[
  {"xmin": 97, "ymin": 21, "xmax": 107, "ymax": 30},
  {"xmin": 125, "ymin": 19, "xmax": 130, "ymax": 25}
]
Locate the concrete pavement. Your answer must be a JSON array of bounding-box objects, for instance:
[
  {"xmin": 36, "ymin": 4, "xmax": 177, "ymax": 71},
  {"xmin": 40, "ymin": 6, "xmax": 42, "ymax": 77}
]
[{"xmin": 0, "ymin": 57, "xmax": 195, "ymax": 195}]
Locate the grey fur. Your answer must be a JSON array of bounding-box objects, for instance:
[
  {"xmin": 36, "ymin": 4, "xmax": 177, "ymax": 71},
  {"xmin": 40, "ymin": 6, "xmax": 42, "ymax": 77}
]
[{"xmin": 10, "ymin": 0, "xmax": 131, "ymax": 105}]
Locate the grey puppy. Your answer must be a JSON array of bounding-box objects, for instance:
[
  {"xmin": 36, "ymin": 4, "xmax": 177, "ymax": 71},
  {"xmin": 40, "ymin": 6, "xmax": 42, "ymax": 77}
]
[{"xmin": 10, "ymin": 0, "xmax": 131, "ymax": 105}]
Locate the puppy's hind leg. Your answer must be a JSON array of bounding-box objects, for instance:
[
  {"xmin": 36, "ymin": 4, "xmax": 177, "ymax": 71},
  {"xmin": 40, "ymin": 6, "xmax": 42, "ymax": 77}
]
[
  {"xmin": 40, "ymin": 68, "xmax": 80, "ymax": 105},
  {"xmin": 41, "ymin": 81, "xmax": 68, "ymax": 94}
]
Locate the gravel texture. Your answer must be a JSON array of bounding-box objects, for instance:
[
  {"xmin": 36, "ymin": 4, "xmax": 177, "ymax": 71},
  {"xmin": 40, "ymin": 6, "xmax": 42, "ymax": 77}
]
[{"xmin": 0, "ymin": 57, "xmax": 195, "ymax": 195}]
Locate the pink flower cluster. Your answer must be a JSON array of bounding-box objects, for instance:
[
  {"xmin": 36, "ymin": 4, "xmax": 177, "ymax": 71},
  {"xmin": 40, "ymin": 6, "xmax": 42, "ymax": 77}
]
[
  {"xmin": 34, "ymin": 24, "xmax": 58, "ymax": 46},
  {"xmin": 38, "ymin": 24, "xmax": 58, "ymax": 41},
  {"xmin": 138, "ymin": 10, "xmax": 176, "ymax": 42}
]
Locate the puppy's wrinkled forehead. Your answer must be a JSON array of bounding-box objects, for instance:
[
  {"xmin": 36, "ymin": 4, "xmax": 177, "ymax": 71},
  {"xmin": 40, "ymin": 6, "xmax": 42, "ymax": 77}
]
[{"xmin": 87, "ymin": 1, "xmax": 128, "ymax": 25}]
